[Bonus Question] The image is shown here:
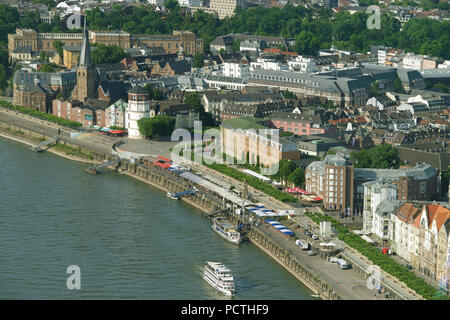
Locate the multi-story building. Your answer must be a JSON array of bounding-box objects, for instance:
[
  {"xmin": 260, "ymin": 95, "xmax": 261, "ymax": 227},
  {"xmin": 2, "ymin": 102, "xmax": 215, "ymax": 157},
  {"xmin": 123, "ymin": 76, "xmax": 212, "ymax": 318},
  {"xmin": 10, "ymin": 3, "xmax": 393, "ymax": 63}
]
[
  {"xmin": 201, "ymin": 91, "xmax": 284, "ymax": 121},
  {"xmin": 288, "ymin": 56, "xmax": 317, "ymax": 73},
  {"xmin": 402, "ymin": 53, "xmax": 438, "ymax": 70},
  {"xmin": 305, "ymin": 155, "xmax": 354, "ymax": 212},
  {"xmin": 390, "ymin": 202, "xmax": 421, "ymax": 266},
  {"xmin": 248, "ymin": 69, "xmax": 370, "ymax": 107},
  {"xmin": 222, "ymin": 62, "xmax": 251, "ymax": 78},
  {"xmin": 106, "ymin": 99, "xmax": 127, "ymax": 128},
  {"xmin": 8, "ymin": 29, "xmax": 203, "ymax": 59},
  {"xmin": 13, "ymin": 78, "xmax": 56, "ymax": 113},
  {"xmin": 306, "ymin": 157, "xmax": 439, "ymax": 214},
  {"xmin": 221, "ymin": 119, "xmax": 300, "ymax": 168},
  {"xmin": 267, "ymin": 112, "xmax": 332, "ymax": 136},
  {"xmin": 354, "ymin": 164, "xmax": 438, "ymax": 214},
  {"xmin": 362, "ymin": 180, "xmax": 398, "ymax": 237},
  {"xmin": 209, "ymin": 0, "xmax": 246, "ymax": 19}
]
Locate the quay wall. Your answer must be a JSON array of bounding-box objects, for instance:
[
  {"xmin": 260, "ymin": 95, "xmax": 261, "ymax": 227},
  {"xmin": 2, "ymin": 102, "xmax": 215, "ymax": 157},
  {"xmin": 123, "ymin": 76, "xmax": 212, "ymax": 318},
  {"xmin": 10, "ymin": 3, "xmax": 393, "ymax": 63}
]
[{"xmin": 0, "ymin": 115, "xmax": 412, "ymax": 300}]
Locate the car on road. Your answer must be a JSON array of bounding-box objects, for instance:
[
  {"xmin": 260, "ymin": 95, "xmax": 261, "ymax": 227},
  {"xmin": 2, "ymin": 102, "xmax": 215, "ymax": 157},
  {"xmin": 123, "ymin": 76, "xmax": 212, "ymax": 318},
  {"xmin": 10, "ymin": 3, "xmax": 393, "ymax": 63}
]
[
  {"xmin": 305, "ymin": 230, "xmax": 311, "ymax": 236},
  {"xmin": 307, "ymin": 250, "xmax": 317, "ymax": 256},
  {"xmin": 311, "ymin": 234, "xmax": 318, "ymax": 240}
]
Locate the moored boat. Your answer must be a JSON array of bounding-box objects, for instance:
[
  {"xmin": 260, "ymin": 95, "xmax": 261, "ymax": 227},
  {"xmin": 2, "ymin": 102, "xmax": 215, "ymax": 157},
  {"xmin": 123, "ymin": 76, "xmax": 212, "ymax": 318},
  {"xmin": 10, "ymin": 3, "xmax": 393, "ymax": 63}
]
[
  {"xmin": 167, "ymin": 192, "xmax": 179, "ymax": 200},
  {"xmin": 212, "ymin": 217, "xmax": 242, "ymax": 245},
  {"xmin": 202, "ymin": 261, "xmax": 235, "ymax": 296}
]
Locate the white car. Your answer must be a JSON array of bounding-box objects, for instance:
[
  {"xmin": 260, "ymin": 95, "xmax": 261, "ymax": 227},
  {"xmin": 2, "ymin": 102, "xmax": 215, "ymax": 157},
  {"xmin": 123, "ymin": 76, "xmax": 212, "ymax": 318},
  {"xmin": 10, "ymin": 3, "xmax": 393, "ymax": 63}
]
[
  {"xmin": 311, "ymin": 234, "xmax": 318, "ymax": 240},
  {"xmin": 329, "ymin": 257, "xmax": 338, "ymax": 263}
]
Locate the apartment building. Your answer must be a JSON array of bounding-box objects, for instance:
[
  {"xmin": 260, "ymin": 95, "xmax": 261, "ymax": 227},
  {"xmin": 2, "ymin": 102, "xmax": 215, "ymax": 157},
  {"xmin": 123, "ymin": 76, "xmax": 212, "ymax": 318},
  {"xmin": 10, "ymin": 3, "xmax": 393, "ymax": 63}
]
[
  {"xmin": 306, "ymin": 157, "xmax": 439, "ymax": 214},
  {"xmin": 305, "ymin": 155, "xmax": 354, "ymax": 213},
  {"xmin": 220, "ymin": 118, "xmax": 300, "ymax": 168},
  {"xmin": 8, "ymin": 29, "xmax": 203, "ymax": 59}
]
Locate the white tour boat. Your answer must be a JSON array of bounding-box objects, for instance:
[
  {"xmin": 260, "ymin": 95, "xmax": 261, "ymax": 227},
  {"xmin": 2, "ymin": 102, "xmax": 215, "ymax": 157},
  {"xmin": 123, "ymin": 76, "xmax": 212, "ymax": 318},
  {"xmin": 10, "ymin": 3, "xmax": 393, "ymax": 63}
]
[
  {"xmin": 212, "ymin": 217, "xmax": 242, "ymax": 245},
  {"xmin": 202, "ymin": 261, "xmax": 235, "ymax": 296}
]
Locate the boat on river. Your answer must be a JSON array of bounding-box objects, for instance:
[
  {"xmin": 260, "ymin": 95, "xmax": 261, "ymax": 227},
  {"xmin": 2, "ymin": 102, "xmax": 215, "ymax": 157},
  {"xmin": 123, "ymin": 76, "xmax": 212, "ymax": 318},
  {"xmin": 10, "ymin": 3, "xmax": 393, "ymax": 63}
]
[
  {"xmin": 202, "ymin": 261, "xmax": 235, "ymax": 296},
  {"xmin": 212, "ymin": 217, "xmax": 242, "ymax": 245}
]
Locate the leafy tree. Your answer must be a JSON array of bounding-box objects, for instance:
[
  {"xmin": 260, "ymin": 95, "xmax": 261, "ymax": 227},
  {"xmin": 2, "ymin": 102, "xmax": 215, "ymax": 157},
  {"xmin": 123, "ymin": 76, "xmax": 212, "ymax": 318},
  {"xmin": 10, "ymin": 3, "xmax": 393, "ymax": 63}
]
[
  {"xmin": 138, "ymin": 115, "xmax": 175, "ymax": 138},
  {"xmin": 193, "ymin": 52, "xmax": 204, "ymax": 68},
  {"xmin": 232, "ymin": 39, "xmax": 241, "ymax": 53},
  {"xmin": 393, "ymin": 78, "xmax": 406, "ymax": 93},
  {"xmin": 369, "ymin": 82, "xmax": 380, "ymax": 98},
  {"xmin": 351, "ymin": 144, "xmax": 401, "ymax": 169},
  {"xmin": 0, "ymin": 64, "xmax": 7, "ymax": 91},
  {"xmin": 287, "ymin": 168, "xmax": 305, "ymax": 187},
  {"xmin": 53, "ymin": 40, "xmax": 64, "ymax": 58},
  {"xmin": 184, "ymin": 92, "xmax": 215, "ymax": 126},
  {"xmin": 275, "ymin": 159, "xmax": 298, "ymax": 184},
  {"xmin": 282, "ymin": 90, "xmax": 296, "ymax": 100},
  {"xmin": 164, "ymin": 0, "xmax": 180, "ymax": 12},
  {"xmin": 441, "ymin": 167, "xmax": 450, "ymax": 198},
  {"xmin": 143, "ymin": 84, "xmax": 163, "ymax": 100},
  {"xmin": 91, "ymin": 44, "xmax": 128, "ymax": 64},
  {"xmin": 39, "ymin": 64, "xmax": 55, "ymax": 73}
]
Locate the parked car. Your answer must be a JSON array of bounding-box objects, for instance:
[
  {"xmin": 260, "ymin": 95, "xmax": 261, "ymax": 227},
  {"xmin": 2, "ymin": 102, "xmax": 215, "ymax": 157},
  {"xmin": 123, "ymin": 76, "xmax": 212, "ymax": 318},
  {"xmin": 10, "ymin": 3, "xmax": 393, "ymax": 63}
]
[
  {"xmin": 406, "ymin": 265, "xmax": 413, "ymax": 270},
  {"xmin": 305, "ymin": 230, "xmax": 311, "ymax": 236},
  {"xmin": 311, "ymin": 234, "xmax": 318, "ymax": 240},
  {"xmin": 307, "ymin": 250, "xmax": 316, "ymax": 256},
  {"xmin": 329, "ymin": 257, "xmax": 338, "ymax": 263}
]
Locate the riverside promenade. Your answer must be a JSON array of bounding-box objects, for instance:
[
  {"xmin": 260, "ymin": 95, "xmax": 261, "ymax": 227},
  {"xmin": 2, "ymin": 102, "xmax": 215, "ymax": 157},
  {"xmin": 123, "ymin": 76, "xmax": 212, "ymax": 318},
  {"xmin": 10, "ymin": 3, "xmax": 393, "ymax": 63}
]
[{"xmin": 0, "ymin": 105, "xmax": 421, "ymax": 300}]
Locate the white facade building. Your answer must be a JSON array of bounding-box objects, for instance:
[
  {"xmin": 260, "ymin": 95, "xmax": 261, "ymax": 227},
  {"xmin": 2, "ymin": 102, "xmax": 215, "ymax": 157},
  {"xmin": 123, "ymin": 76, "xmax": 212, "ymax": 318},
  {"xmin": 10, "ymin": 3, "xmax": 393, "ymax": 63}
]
[
  {"xmin": 288, "ymin": 56, "xmax": 317, "ymax": 73},
  {"xmin": 222, "ymin": 62, "xmax": 251, "ymax": 78},
  {"xmin": 250, "ymin": 57, "xmax": 289, "ymax": 72},
  {"xmin": 362, "ymin": 180, "xmax": 397, "ymax": 235},
  {"xmin": 125, "ymin": 86, "xmax": 153, "ymax": 139},
  {"xmin": 177, "ymin": 0, "xmax": 203, "ymax": 6},
  {"xmin": 209, "ymin": 0, "xmax": 246, "ymax": 19}
]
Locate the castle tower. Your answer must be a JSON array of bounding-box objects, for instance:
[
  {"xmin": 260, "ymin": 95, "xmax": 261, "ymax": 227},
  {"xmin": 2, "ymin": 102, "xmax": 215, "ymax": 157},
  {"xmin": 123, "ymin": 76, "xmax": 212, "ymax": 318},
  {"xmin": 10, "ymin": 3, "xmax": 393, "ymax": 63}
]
[
  {"xmin": 74, "ymin": 18, "xmax": 96, "ymax": 102},
  {"xmin": 125, "ymin": 86, "xmax": 150, "ymax": 139}
]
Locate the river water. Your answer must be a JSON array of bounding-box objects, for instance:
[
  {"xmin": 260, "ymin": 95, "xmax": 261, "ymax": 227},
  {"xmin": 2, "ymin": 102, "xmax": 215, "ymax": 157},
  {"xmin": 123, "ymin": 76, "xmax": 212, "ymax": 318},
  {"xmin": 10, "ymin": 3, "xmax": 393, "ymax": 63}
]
[{"xmin": 0, "ymin": 137, "xmax": 315, "ymax": 300}]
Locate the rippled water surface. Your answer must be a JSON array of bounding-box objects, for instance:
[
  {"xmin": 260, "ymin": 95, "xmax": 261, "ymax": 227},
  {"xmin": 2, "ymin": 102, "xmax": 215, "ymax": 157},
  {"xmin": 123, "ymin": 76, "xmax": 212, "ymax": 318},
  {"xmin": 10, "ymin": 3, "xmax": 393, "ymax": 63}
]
[{"xmin": 0, "ymin": 137, "xmax": 315, "ymax": 300}]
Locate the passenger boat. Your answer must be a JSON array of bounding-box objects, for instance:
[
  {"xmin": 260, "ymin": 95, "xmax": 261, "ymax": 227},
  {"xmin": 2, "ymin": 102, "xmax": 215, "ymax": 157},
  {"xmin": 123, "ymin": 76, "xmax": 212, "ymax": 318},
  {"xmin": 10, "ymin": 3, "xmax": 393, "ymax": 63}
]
[
  {"xmin": 212, "ymin": 217, "xmax": 242, "ymax": 245},
  {"xmin": 167, "ymin": 192, "xmax": 179, "ymax": 200},
  {"xmin": 202, "ymin": 262, "xmax": 235, "ymax": 296}
]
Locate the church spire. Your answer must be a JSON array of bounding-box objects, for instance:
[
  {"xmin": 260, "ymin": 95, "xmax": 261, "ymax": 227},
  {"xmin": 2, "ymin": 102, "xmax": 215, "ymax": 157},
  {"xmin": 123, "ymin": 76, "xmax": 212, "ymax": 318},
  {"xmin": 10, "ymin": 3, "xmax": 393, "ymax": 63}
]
[{"xmin": 79, "ymin": 17, "xmax": 92, "ymax": 69}]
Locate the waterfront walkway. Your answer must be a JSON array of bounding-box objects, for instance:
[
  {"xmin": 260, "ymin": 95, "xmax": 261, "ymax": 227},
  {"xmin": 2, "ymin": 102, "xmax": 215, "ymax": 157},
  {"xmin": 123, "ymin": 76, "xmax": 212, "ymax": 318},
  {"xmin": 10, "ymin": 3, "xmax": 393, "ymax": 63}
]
[{"xmin": 0, "ymin": 106, "xmax": 424, "ymax": 300}]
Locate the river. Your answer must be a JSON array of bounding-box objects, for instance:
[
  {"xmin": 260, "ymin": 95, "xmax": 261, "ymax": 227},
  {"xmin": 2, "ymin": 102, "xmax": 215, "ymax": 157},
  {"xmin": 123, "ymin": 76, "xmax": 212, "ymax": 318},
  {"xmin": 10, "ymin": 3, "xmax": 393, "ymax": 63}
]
[{"xmin": 0, "ymin": 136, "xmax": 315, "ymax": 300}]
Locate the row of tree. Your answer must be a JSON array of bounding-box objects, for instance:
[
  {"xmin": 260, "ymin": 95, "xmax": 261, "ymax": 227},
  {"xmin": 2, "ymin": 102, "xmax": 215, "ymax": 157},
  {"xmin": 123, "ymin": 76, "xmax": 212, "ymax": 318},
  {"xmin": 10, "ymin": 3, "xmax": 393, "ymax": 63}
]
[{"xmin": 0, "ymin": 3, "xmax": 448, "ymax": 59}]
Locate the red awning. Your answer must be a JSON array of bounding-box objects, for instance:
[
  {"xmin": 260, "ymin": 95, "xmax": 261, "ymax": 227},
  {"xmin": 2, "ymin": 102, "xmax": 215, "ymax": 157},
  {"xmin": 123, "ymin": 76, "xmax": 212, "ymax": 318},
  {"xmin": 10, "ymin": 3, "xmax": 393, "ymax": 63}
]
[{"xmin": 313, "ymin": 197, "xmax": 323, "ymax": 201}]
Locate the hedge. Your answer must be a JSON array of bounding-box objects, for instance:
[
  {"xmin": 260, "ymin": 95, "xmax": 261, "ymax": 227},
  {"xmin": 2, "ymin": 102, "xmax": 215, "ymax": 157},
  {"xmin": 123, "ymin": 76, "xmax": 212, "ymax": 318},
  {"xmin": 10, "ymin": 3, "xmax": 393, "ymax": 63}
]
[
  {"xmin": 206, "ymin": 162, "xmax": 298, "ymax": 203},
  {"xmin": 0, "ymin": 100, "xmax": 82, "ymax": 129},
  {"xmin": 305, "ymin": 212, "xmax": 449, "ymax": 300}
]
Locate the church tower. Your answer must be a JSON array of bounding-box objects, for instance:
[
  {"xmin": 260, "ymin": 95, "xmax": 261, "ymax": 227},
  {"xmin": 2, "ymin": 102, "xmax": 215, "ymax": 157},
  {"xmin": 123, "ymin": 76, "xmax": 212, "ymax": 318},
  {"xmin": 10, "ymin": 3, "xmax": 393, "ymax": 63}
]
[{"xmin": 74, "ymin": 18, "xmax": 96, "ymax": 102}]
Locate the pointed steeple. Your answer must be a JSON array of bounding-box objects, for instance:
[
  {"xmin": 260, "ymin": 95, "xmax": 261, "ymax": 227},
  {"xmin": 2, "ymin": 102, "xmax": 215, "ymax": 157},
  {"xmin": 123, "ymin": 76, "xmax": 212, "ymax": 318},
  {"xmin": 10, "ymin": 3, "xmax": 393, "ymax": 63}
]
[{"xmin": 79, "ymin": 17, "xmax": 92, "ymax": 69}]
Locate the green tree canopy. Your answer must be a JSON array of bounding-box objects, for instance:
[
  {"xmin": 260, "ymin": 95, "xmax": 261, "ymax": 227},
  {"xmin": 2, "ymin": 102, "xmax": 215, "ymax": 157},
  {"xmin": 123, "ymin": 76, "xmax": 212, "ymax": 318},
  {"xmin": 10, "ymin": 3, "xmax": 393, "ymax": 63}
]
[
  {"xmin": 184, "ymin": 92, "xmax": 215, "ymax": 126},
  {"xmin": 351, "ymin": 144, "xmax": 401, "ymax": 169},
  {"xmin": 193, "ymin": 53, "xmax": 204, "ymax": 68},
  {"xmin": 138, "ymin": 115, "xmax": 175, "ymax": 138},
  {"xmin": 287, "ymin": 167, "xmax": 305, "ymax": 187},
  {"xmin": 91, "ymin": 44, "xmax": 128, "ymax": 64}
]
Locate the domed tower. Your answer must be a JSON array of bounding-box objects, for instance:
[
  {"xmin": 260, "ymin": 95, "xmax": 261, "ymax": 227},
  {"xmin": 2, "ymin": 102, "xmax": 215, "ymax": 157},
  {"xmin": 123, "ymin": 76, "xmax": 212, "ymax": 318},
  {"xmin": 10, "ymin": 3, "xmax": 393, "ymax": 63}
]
[{"xmin": 125, "ymin": 86, "xmax": 150, "ymax": 139}]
